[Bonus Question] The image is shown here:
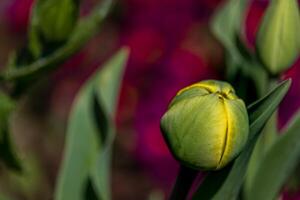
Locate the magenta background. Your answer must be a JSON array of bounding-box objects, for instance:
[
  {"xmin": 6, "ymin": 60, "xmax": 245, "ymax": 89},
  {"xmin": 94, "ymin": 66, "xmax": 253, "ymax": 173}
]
[{"xmin": 1, "ymin": 0, "xmax": 300, "ymax": 199}]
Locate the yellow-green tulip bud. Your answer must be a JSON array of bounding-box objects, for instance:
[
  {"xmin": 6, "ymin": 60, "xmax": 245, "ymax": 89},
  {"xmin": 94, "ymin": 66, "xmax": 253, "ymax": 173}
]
[
  {"xmin": 160, "ymin": 80, "xmax": 249, "ymax": 170},
  {"xmin": 256, "ymin": 0, "xmax": 300, "ymax": 75}
]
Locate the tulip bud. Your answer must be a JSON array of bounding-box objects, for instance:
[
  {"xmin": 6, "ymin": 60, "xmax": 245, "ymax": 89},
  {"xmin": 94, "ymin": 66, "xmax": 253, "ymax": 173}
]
[
  {"xmin": 33, "ymin": 0, "xmax": 79, "ymax": 42},
  {"xmin": 256, "ymin": 0, "xmax": 300, "ymax": 75},
  {"xmin": 160, "ymin": 80, "xmax": 249, "ymax": 170}
]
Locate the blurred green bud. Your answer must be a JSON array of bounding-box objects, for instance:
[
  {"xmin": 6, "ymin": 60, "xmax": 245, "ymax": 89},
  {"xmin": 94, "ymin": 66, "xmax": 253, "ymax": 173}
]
[
  {"xmin": 33, "ymin": 0, "xmax": 79, "ymax": 42},
  {"xmin": 160, "ymin": 80, "xmax": 249, "ymax": 170},
  {"xmin": 256, "ymin": 0, "xmax": 300, "ymax": 75}
]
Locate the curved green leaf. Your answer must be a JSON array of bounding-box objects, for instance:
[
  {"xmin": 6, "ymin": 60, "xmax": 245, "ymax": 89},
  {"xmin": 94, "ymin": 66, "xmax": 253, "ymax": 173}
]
[
  {"xmin": 247, "ymin": 110, "xmax": 300, "ymax": 200},
  {"xmin": 192, "ymin": 79, "xmax": 291, "ymax": 200},
  {"xmin": 212, "ymin": 0, "xmax": 249, "ymax": 66},
  {"xmin": 54, "ymin": 48, "xmax": 129, "ymax": 200},
  {"xmin": 212, "ymin": 0, "xmax": 268, "ymax": 103}
]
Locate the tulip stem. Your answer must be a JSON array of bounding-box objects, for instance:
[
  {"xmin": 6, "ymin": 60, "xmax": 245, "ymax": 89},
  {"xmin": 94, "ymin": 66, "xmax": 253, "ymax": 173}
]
[{"xmin": 169, "ymin": 165, "xmax": 198, "ymax": 200}]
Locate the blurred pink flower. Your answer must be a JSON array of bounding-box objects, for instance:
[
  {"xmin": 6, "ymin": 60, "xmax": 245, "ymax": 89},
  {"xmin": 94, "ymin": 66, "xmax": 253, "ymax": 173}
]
[
  {"xmin": 245, "ymin": 0, "xmax": 268, "ymax": 49},
  {"xmin": 283, "ymin": 190, "xmax": 300, "ymax": 200},
  {"xmin": 166, "ymin": 48, "xmax": 216, "ymax": 85},
  {"xmin": 279, "ymin": 58, "xmax": 300, "ymax": 130},
  {"xmin": 123, "ymin": 26, "xmax": 166, "ymax": 80},
  {"xmin": 4, "ymin": 0, "xmax": 34, "ymax": 33},
  {"xmin": 118, "ymin": 0, "xmax": 222, "ymax": 193}
]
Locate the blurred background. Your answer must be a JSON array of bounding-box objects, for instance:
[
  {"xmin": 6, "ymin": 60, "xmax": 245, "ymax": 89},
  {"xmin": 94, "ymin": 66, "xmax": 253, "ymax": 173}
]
[{"xmin": 0, "ymin": 0, "xmax": 300, "ymax": 199}]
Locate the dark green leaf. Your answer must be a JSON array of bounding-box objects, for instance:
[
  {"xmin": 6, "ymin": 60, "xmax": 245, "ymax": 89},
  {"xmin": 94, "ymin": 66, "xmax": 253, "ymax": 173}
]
[
  {"xmin": 212, "ymin": 0, "xmax": 269, "ymax": 103},
  {"xmin": 0, "ymin": 92, "xmax": 21, "ymax": 171},
  {"xmin": 192, "ymin": 79, "xmax": 291, "ymax": 200},
  {"xmin": 54, "ymin": 48, "xmax": 129, "ymax": 200},
  {"xmin": 247, "ymin": 110, "xmax": 300, "ymax": 200},
  {"xmin": 212, "ymin": 0, "xmax": 249, "ymax": 65}
]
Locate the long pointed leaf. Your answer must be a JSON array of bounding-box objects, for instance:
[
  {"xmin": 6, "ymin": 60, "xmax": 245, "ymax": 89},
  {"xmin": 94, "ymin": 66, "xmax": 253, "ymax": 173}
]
[
  {"xmin": 247, "ymin": 110, "xmax": 300, "ymax": 200},
  {"xmin": 54, "ymin": 48, "xmax": 129, "ymax": 200},
  {"xmin": 192, "ymin": 79, "xmax": 291, "ymax": 200},
  {"xmin": 212, "ymin": 0, "xmax": 249, "ymax": 64},
  {"xmin": 90, "ymin": 48, "xmax": 129, "ymax": 200}
]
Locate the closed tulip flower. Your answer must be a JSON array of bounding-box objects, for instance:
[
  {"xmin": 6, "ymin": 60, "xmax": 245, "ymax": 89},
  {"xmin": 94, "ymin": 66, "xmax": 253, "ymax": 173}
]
[
  {"xmin": 160, "ymin": 80, "xmax": 249, "ymax": 170},
  {"xmin": 32, "ymin": 0, "xmax": 79, "ymax": 42},
  {"xmin": 256, "ymin": 0, "xmax": 300, "ymax": 75}
]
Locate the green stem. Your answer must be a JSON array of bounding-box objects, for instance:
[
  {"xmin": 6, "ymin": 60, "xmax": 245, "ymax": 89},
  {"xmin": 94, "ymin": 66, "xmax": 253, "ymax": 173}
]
[
  {"xmin": 169, "ymin": 165, "xmax": 198, "ymax": 200},
  {"xmin": 0, "ymin": 0, "xmax": 113, "ymax": 81}
]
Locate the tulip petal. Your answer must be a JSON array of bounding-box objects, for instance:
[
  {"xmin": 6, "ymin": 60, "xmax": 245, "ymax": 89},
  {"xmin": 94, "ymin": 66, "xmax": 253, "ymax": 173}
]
[
  {"xmin": 217, "ymin": 99, "xmax": 249, "ymax": 169},
  {"xmin": 161, "ymin": 94, "xmax": 227, "ymax": 170}
]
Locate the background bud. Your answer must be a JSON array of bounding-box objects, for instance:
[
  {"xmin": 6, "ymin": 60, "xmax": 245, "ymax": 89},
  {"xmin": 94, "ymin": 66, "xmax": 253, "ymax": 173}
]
[
  {"xmin": 33, "ymin": 0, "xmax": 79, "ymax": 42},
  {"xmin": 256, "ymin": 0, "xmax": 300, "ymax": 75},
  {"xmin": 160, "ymin": 80, "xmax": 249, "ymax": 170}
]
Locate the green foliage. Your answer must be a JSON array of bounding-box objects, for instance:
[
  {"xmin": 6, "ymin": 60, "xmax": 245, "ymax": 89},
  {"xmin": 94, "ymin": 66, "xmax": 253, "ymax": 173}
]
[
  {"xmin": 0, "ymin": 0, "xmax": 299, "ymax": 199},
  {"xmin": 1, "ymin": 0, "xmax": 113, "ymax": 83},
  {"xmin": 211, "ymin": 0, "xmax": 268, "ymax": 103},
  {"xmin": 256, "ymin": 0, "xmax": 300, "ymax": 75},
  {"xmin": 211, "ymin": 0, "xmax": 248, "ymax": 65},
  {"xmin": 208, "ymin": 1, "xmax": 300, "ymax": 199},
  {"xmin": 246, "ymin": 111, "xmax": 300, "ymax": 200},
  {"xmin": 0, "ymin": 0, "xmax": 114, "ymax": 174},
  {"xmin": 0, "ymin": 92, "xmax": 21, "ymax": 171},
  {"xmin": 192, "ymin": 79, "xmax": 291, "ymax": 200},
  {"xmin": 54, "ymin": 49, "xmax": 129, "ymax": 200}
]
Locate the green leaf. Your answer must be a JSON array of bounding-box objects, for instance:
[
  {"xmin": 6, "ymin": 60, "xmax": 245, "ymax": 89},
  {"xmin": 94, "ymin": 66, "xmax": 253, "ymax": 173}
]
[
  {"xmin": 1, "ymin": 0, "xmax": 113, "ymax": 82},
  {"xmin": 229, "ymin": 60, "xmax": 268, "ymax": 105},
  {"xmin": 246, "ymin": 110, "xmax": 300, "ymax": 200},
  {"xmin": 211, "ymin": 0, "xmax": 249, "ymax": 66},
  {"xmin": 192, "ymin": 79, "xmax": 291, "ymax": 200},
  {"xmin": 54, "ymin": 48, "xmax": 129, "ymax": 200},
  {"xmin": 0, "ymin": 92, "xmax": 21, "ymax": 171},
  {"xmin": 212, "ymin": 0, "xmax": 269, "ymax": 102}
]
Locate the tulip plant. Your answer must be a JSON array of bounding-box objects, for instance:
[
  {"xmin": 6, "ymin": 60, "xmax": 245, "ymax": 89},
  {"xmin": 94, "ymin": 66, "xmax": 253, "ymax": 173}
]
[
  {"xmin": 0, "ymin": 0, "xmax": 299, "ymax": 200},
  {"xmin": 161, "ymin": 0, "xmax": 300, "ymax": 199}
]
